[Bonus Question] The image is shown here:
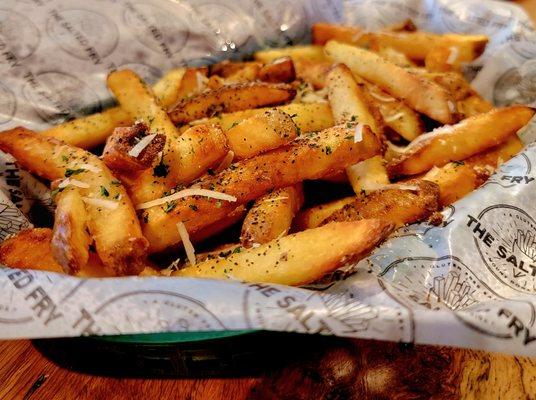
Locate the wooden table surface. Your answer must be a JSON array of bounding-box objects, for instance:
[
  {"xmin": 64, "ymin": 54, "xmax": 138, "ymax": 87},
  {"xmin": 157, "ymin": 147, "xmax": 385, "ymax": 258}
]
[{"xmin": 1, "ymin": 1, "xmax": 536, "ymax": 399}]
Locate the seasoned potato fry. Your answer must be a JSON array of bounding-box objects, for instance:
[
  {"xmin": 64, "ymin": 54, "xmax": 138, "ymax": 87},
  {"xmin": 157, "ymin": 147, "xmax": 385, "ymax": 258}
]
[
  {"xmin": 240, "ymin": 185, "xmax": 304, "ymax": 247},
  {"xmin": 375, "ymin": 46, "xmax": 416, "ymax": 68},
  {"xmin": 424, "ymin": 36, "xmax": 488, "ymax": 72},
  {"xmin": 225, "ymin": 64, "xmax": 262, "ymax": 84},
  {"xmin": 254, "ymin": 45, "xmax": 326, "ymax": 63},
  {"xmin": 169, "ymin": 67, "xmax": 209, "ymax": 107},
  {"xmin": 294, "ymin": 60, "xmax": 333, "ymax": 89},
  {"xmin": 169, "ymin": 82, "xmax": 296, "ymax": 124},
  {"xmin": 326, "ymin": 63, "xmax": 383, "ymax": 135},
  {"xmin": 152, "ymin": 67, "xmax": 187, "ymax": 109},
  {"xmin": 130, "ymin": 124, "xmax": 229, "ymax": 204},
  {"xmin": 190, "ymin": 206, "xmax": 247, "ymax": 243},
  {"xmin": 346, "ymin": 156, "xmax": 389, "ymax": 195},
  {"xmin": 175, "ymin": 219, "xmax": 393, "ymax": 285},
  {"xmin": 211, "ymin": 60, "xmax": 261, "ymax": 78},
  {"xmin": 141, "ymin": 124, "xmax": 382, "ymax": 252},
  {"xmin": 422, "ymin": 136, "xmax": 524, "ymax": 206},
  {"xmin": 293, "ymin": 196, "xmax": 355, "ymax": 231},
  {"xmin": 51, "ymin": 186, "xmax": 92, "ymax": 274},
  {"xmin": 225, "ymin": 109, "xmax": 298, "ymax": 159},
  {"xmin": 457, "ymin": 94, "xmax": 494, "ymax": 118},
  {"xmin": 312, "ymin": 23, "xmax": 364, "ymax": 46},
  {"xmin": 187, "ymin": 102, "xmax": 334, "ymax": 134},
  {"xmin": 325, "ymin": 41, "xmax": 457, "ymax": 124},
  {"xmin": 257, "ymin": 57, "xmax": 296, "ymax": 83},
  {"xmin": 408, "ymin": 70, "xmax": 472, "ymax": 101},
  {"xmin": 387, "ymin": 106, "xmax": 535, "ymax": 178},
  {"xmin": 322, "ymin": 180, "xmax": 439, "ymax": 227},
  {"xmin": 0, "ymin": 127, "xmax": 148, "ymax": 275}
]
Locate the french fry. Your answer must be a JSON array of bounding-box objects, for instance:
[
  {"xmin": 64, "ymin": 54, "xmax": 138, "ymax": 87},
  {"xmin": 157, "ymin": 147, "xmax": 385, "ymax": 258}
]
[
  {"xmin": 174, "ymin": 219, "xmax": 394, "ymax": 286},
  {"xmin": 421, "ymin": 136, "xmax": 524, "ymax": 206},
  {"xmin": 211, "ymin": 61, "xmax": 262, "ymax": 78},
  {"xmin": 346, "ymin": 155, "xmax": 389, "ymax": 195},
  {"xmin": 293, "ymin": 196, "xmax": 355, "ymax": 231},
  {"xmin": 225, "ymin": 63, "xmax": 262, "ymax": 83},
  {"xmin": 375, "ymin": 46, "xmax": 416, "ymax": 68},
  {"xmin": 424, "ymin": 36, "xmax": 488, "ymax": 72},
  {"xmin": 312, "ymin": 23, "xmax": 364, "ymax": 46},
  {"xmin": 185, "ymin": 102, "xmax": 334, "ymax": 134},
  {"xmin": 51, "ymin": 186, "xmax": 92, "ymax": 274},
  {"xmin": 322, "ymin": 180, "xmax": 440, "ymax": 227},
  {"xmin": 141, "ymin": 124, "xmax": 382, "ymax": 252},
  {"xmin": 0, "ymin": 127, "xmax": 148, "ymax": 275},
  {"xmin": 168, "ymin": 67, "xmax": 209, "ymax": 107},
  {"xmin": 225, "ymin": 109, "xmax": 298, "ymax": 159},
  {"xmin": 254, "ymin": 45, "xmax": 327, "ymax": 63},
  {"xmin": 152, "ymin": 67, "xmax": 187, "ymax": 109},
  {"xmin": 240, "ymin": 185, "xmax": 304, "ymax": 247},
  {"xmin": 294, "ymin": 60, "xmax": 333, "ymax": 89},
  {"xmin": 129, "ymin": 124, "xmax": 229, "ymax": 204},
  {"xmin": 257, "ymin": 57, "xmax": 296, "ymax": 83},
  {"xmin": 387, "ymin": 106, "xmax": 535, "ymax": 178},
  {"xmin": 457, "ymin": 94, "xmax": 494, "ymax": 118},
  {"xmin": 190, "ymin": 206, "xmax": 247, "ymax": 243},
  {"xmin": 325, "ymin": 41, "xmax": 457, "ymax": 124},
  {"xmin": 326, "ymin": 63, "xmax": 383, "ymax": 135},
  {"xmin": 169, "ymin": 82, "xmax": 296, "ymax": 124},
  {"xmin": 408, "ymin": 70, "xmax": 473, "ymax": 101}
]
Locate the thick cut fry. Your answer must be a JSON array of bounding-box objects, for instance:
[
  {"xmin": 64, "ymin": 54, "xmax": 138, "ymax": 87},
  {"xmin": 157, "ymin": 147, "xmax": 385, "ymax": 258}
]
[
  {"xmin": 326, "ymin": 64, "xmax": 383, "ymax": 135},
  {"xmin": 346, "ymin": 156, "xmax": 389, "ymax": 195},
  {"xmin": 186, "ymin": 102, "xmax": 334, "ymax": 134},
  {"xmin": 254, "ymin": 45, "xmax": 327, "ymax": 63},
  {"xmin": 376, "ymin": 46, "xmax": 416, "ymax": 67},
  {"xmin": 190, "ymin": 206, "xmax": 247, "ymax": 243},
  {"xmin": 257, "ymin": 57, "xmax": 296, "ymax": 83},
  {"xmin": 325, "ymin": 41, "xmax": 456, "ymax": 124},
  {"xmin": 142, "ymin": 124, "xmax": 382, "ymax": 252},
  {"xmin": 424, "ymin": 37, "xmax": 488, "ymax": 72},
  {"xmin": 43, "ymin": 68, "xmax": 192, "ymax": 149},
  {"xmin": 457, "ymin": 94, "xmax": 494, "ymax": 118},
  {"xmin": 225, "ymin": 64, "xmax": 262, "ymax": 84},
  {"xmin": 421, "ymin": 136, "xmax": 524, "ymax": 206},
  {"xmin": 240, "ymin": 185, "xmax": 304, "ymax": 247},
  {"xmin": 130, "ymin": 124, "xmax": 229, "ymax": 204},
  {"xmin": 294, "ymin": 60, "xmax": 333, "ymax": 89},
  {"xmin": 175, "ymin": 219, "xmax": 393, "ymax": 286},
  {"xmin": 225, "ymin": 109, "xmax": 298, "ymax": 159},
  {"xmin": 211, "ymin": 60, "xmax": 261, "ymax": 78},
  {"xmin": 312, "ymin": 23, "xmax": 364, "ymax": 46},
  {"xmin": 293, "ymin": 196, "xmax": 355, "ymax": 231},
  {"xmin": 51, "ymin": 186, "xmax": 92, "ymax": 274},
  {"xmin": 169, "ymin": 67, "xmax": 209, "ymax": 107},
  {"xmin": 408, "ymin": 70, "xmax": 473, "ymax": 101},
  {"xmin": 322, "ymin": 180, "xmax": 439, "ymax": 228},
  {"xmin": 169, "ymin": 82, "xmax": 296, "ymax": 124},
  {"xmin": 0, "ymin": 127, "xmax": 148, "ymax": 275},
  {"xmin": 387, "ymin": 106, "xmax": 535, "ymax": 178}
]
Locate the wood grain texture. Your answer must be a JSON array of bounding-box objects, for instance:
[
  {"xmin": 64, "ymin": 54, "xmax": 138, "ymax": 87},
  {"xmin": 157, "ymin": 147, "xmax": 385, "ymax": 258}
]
[{"xmin": 1, "ymin": 2, "xmax": 536, "ymax": 399}]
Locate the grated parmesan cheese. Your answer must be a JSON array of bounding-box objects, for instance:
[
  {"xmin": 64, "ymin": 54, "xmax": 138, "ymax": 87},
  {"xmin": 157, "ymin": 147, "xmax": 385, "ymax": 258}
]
[
  {"xmin": 128, "ymin": 134, "xmax": 157, "ymax": 158},
  {"xmin": 177, "ymin": 222, "xmax": 196, "ymax": 266},
  {"xmin": 447, "ymin": 100, "xmax": 456, "ymax": 113},
  {"xmin": 446, "ymin": 46, "xmax": 459, "ymax": 65},
  {"xmin": 196, "ymin": 71, "xmax": 208, "ymax": 91},
  {"xmin": 136, "ymin": 188, "xmax": 237, "ymax": 210},
  {"xmin": 71, "ymin": 163, "xmax": 101, "ymax": 173},
  {"xmin": 354, "ymin": 124, "xmax": 363, "ymax": 143},
  {"xmin": 81, "ymin": 197, "xmax": 119, "ymax": 210},
  {"xmin": 384, "ymin": 112, "xmax": 405, "ymax": 123},
  {"xmin": 58, "ymin": 178, "xmax": 90, "ymax": 189},
  {"xmin": 261, "ymin": 196, "xmax": 289, "ymax": 203},
  {"xmin": 369, "ymin": 91, "xmax": 396, "ymax": 103}
]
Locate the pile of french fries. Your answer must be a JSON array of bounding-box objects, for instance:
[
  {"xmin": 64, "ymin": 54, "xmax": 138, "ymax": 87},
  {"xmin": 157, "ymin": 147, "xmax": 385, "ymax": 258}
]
[{"xmin": 0, "ymin": 22, "xmax": 534, "ymax": 286}]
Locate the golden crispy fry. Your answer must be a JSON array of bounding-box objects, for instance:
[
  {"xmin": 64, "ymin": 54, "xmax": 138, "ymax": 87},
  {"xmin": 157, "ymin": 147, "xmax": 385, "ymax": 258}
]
[
  {"xmin": 254, "ymin": 45, "xmax": 327, "ymax": 63},
  {"xmin": 294, "ymin": 60, "xmax": 333, "ymax": 89},
  {"xmin": 190, "ymin": 206, "xmax": 247, "ymax": 243},
  {"xmin": 130, "ymin": 124, "xmax": 229, "ymax": 204},
  {"xmin": 169, "ymin": 67, "xmax": 209, "ymax": 107},
  {"xmin": 0, "ymin": 127, "xmax": 148, "ymax": 275},
  {"xmin": 375, "ymin": 46, "xmax": 416, "ymax": 68},
  {"xmin": 325, "ymin": 41, "xmax": 457, "ymax": 124},
  {"xmin": 346, "ymin": 155, "xmax": 389, "ymax": 195},
  {"xmin": 322, "ymin": 180, "xmax": 439, "ymax": 228},
  {"xmin": 206, "ymin": 75, "xmax": 226, "ymax": 90},
  {"xmin": 169, "ymin": 82, "xmax": 296, "ymax": 124},
  {"xmin": 225, "ymin": 109, "xmax": 298, "ymax": 159},
  {"xmin": 408, "ymin": 70, "xmax": 473, "ymax": 101},
  {"xmin": 186, "ymin": 102, "xmax": 334, "ymax": 134},
  {"xmin": 211, "ymin": 60, "xmax": 262, "ymax": 78},
  {"xmin": 225, "ymin": 64, "xmax": 262, "ymax": 84},
  {"xmin": 142, "ymin": 124, "xmax": 382, "ymax": 252},
  {"xmin": 312, "ymin": 23, "xmax": 364, "ymax": 46},
  {"xmin": 326, "ymin": 63, "xmax": 383, "ymax": 135},
  {"xmin": 51, "ymin": 187, "xmax": 92, "ymax": 274},
  {"xmin": 424, "ymin": 37, "xmax": 488, "ymax": 72},
  {"xmin": 152, "ymin": 67, "xmax": 186, "ymax": 109},
  {"xmin": 102, "ymin": 123, "xmax": 166, "ymax": 175},
  {"xmin": 293, "ymin": 196, "xmax": 355, "ymax": 231},
  {"xmin": 387, "ymin": 106, "xmax": 535, "ymax": 178},
  {"xmin": 421, "ymin": 136, "xmax": 524, "ymax": 206},
  {"xmin": 257, "ymin": 57, "xmax": 296, "ymax": 83},
  {"xmin": 240, "ymin": 185, "xmax": 304, "ymax": 247},
  {"xmin": 174, "ymin": 219, "xmax": 394, "ymax": 285},
  {"xmin": 457, "ymin": 94, "xmax": 494, "ymax": 118}
]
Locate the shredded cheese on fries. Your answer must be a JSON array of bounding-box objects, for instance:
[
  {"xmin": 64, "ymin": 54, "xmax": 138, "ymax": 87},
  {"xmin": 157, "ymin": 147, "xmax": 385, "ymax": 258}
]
[
  {"xmin": 58, "ymin": 178, "xmax": 90, "ymax": 189},
  {"xmin": 446, "ymin": 46, "xmax": 459, "ymax": 65},
  {"xmin": 128, "ymin": 134, "xmax": 158, "ymax": 158},
  {"xmin": 73, "ymin": 163, "xmax": 101, "ymax": 173},
  {"xmin": 177, "ymin": 222, "xmax": 196, "ymax": 266},
  {"xmin": 136, "ymin": 188, "xmax": 237, "ymax": 210},
  {"xmin": 81, "ymin": 197, "xmax": 119, "ymax": 210},
  {"xmin": 354, "ymin": 124, "xmax": 363, "ymax": 143},
  {"xmin": 384, "ymin": 112, "xmax": 405, "ymax": 123},
  {"xmin": 369, "ymin": 91, "xmax": 396, "ymax": 103}
]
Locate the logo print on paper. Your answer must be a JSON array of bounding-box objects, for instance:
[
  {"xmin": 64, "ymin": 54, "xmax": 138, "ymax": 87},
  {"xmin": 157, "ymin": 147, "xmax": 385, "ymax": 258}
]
[
  {"xmin": 93, "ymin": 290, "xmax": 225, "ymax": 333},
  {"xmin": 379, "ymin": 255, "xmax": 536, "ymax": 339},
  {"xmin": 0, "ymin": 9, "xmax": 40, "ymax": 67},
  {"xmin": 484, "ymin": 152, "xmax": 532, "ymax": 189},
  {"xmin": 243, "ymin": 284, "xmax": 411, "ymax": 341},
  {"xmin": 493, "ymin": 61, "xmax": 536, "ymax": 107},
  {"xmin": 0, "ymin": 82, "xmax": 16, "ymax": 124},
  {"xmin": 467, "ymin": 205, "xmax": 536, "ymax": 293}
]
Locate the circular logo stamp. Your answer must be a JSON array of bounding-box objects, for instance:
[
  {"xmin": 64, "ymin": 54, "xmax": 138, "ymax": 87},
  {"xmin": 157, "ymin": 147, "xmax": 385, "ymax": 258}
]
[
  {"xmin": 94, "ymin": 290, "xmax": 225, "ymax": 332},
  {"xmin": 484, "ymin": 152, "xmax": 531, "ymax": 189},
  {"xmin": 118, "ymin": 62, "xmax": 162, "ymax": 85},
  {"xmin": 379, "ymin": 255, "xmax": 536, "ymax": 338},
  {"xmin": 123, "ymin": 3, "xmax": 189, "ymax": 58},
  {"xmin": 22, "ymin": 71, "xmax": 101, "ymax": 125},
  {"xmin": 0, "ymin": 82, "xmax": 16, "ymax": 125},
  {"xmin": 0, "ymin": 9, "xmax": 40, "ymax": 64},
  {"xmin": 46, "ymin": 9, "xmax": 119, "ymax": 63},
  {"xmin": 243, "ymin": 285, "xmax": 411, "ymax": 340},
  {"xmin": 493, "ymin": 61, "xmax": 536, "ymax": 107},
  {"xmin": 473, "ymin": 205, "xmax": 536, "ymax": 293},
  {"xmin": 253, "ymin": 0, "xmax": 308, "ymax": 45}
]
